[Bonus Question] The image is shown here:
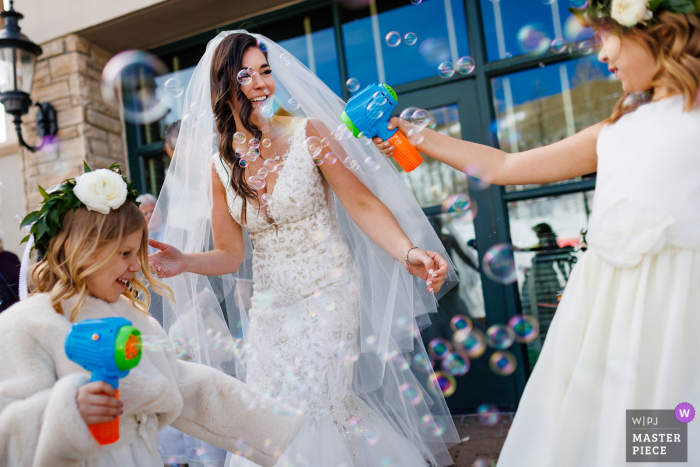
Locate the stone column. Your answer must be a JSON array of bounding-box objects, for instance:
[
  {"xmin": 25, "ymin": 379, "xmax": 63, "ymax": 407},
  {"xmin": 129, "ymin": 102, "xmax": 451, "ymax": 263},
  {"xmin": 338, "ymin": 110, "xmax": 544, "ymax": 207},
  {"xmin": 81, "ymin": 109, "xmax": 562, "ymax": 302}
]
[{"xmin": 20, "ymin": 34, "xmax": 126, "ymax": 210}]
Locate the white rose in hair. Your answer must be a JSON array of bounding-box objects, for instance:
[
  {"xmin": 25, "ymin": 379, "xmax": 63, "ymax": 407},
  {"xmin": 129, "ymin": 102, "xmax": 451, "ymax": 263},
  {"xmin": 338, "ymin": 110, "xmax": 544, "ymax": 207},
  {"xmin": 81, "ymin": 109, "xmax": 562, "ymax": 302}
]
[
  {"xmin": 611, "ymin": 0, "xmax": 653, "ymax": 27},
  {"xmin": 74, "ymin": 169, "xmax": 128, "ymax": 215}
]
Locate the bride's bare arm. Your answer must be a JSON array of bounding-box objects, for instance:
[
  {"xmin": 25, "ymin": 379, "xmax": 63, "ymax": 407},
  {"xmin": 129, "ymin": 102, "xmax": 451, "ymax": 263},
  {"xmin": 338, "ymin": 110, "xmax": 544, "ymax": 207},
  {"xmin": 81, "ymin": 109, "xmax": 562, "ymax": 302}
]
[
  {"xmin": 308, "ymin": 120, "xmax": 448, "ymax": 292},
  {"xmin": 148, "ymin": 166, "xmax": 245, "ymax": 278},
  {"xmin": 374, "ymin": 118, "xmax": 603, "ymax": 186}
]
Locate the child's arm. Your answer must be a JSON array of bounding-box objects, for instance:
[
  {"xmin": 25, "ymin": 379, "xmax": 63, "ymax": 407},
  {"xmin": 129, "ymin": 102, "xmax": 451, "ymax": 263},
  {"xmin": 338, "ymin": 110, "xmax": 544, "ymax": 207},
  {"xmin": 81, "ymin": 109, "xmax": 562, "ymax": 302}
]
[
  {"xmin": 169, "ymin": 360, "xmax": 304, "ymax": 467},
  {"xmin": 0, "ymin": 324, "xmax": 100, "ymax": 466},
  {"xmin": 374, "ymin": 118, "xmax": 603, "ymax": 186}
]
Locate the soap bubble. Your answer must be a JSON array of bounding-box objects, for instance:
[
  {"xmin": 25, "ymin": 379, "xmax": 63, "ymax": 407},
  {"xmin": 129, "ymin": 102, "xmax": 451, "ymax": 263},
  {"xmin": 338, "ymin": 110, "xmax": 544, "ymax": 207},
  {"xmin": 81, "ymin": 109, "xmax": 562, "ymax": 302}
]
[
  {"xmin": 364, "ymin": 155, "xmax": 381, "ymax": 171},
  {"xmin": 190, "ymin": 101, "xmax": 206, "ymax": 117},
  {"xmin": 429, "ymin": 371, "xmax": 457, "ymax": 397},
  {"xmin": 399, "ymin": 107, "xmax": 420, "ymax": 123},
  {"xmin": 411, "ymin": 353, "xmax": 434, "ymax": 373},
  {"xmin": 366, "ymin": 102, "xmax": 384, "ymax": 121},
  {"xmin": 441, "ymin": 352, "xmax": 470, "ymax": 376},
  {"xmin": 237, "ymin": 68, "xmax": 253, "ymax": 85},
  {"xmin": 438, "ymin": 62, "xmax": 455, "ymax": 78},
  {"xmin": 233, "ymin": 132, "xmax": 246, "ymax": 145},
  {"xmin": 304, "ymin": 137, "xmax": 322, "ymax": 156},
  {"xmin": 259, "ymin": 103, "xmax": 274, "ymax": 118},
  {"xmin": 385, "ymin": 31, "xmax": 401, "ymax": 47},
  {"xmin": 411, "ymin": 109, "xmax": 431, "ymax": 129},
  {"xmin": 508, "ymin": 314, "xmax": 540, "ymax": 343},
  {"xmin": 248, "ymin": 138, "xmax": 260, "ymax": 149},
  {"xmin": 419, "ymin": 38, "xmax": 450, "ymax": 65},
  {"xmin": 450, "ymin": 315, "xmax": 473, "ymax": 333},
  {"xmin": 400, "ymin": 382, "xmax": 424, "ymax": 405},
  {"xmin": 482, "ymin": 244, "xmax": 516, "ymax": 284},
  {"xmin": 428, "ymin": 338, "xmax": 453, "ymax": 360},
  {"xmin": 485, "ymin": 324, "xmax": 515, "ymax": 350},
  {"xmin": 164, "ymin": 78, "xmax": 184, "ymax": 97},
  {"xmin": 313, "ymin": 155, "xmax": 324, "ymax": 166},
  {"xmin": 578, "ymin": 40, "xmax": 594, "ymax": 54},
  {"xmin": 248, "ymin": 175, "xmax": 266, "ymax": 190},
  {"xmin": 411, "ymin": 0, "xmax": 422, "ymax": 4},
  {"xmin": 279, "ymin": 53, "xmax": 291, "ymax": 66},
  {"xmin": 453, "ymin": 328, "xmax": 486, "ymax": 358},
  {"xmin": 324, "ymin": 152, "xmax": 338, "ymax": 164},
  {"xmin": 235, "ymin": 147, "xmax": 245, "ymax": 158},
  {"xmin": 346, "ymin": 78, "xmax": 360, "ymax": 93},
  {"xmin": 239, "ymin": 159, "xmax": 248, "ymax": 168},
  {"xmin": 288, "ymin": 98, "xmax": 300, "ymax": 110},
  {"xmin": 464, "ymin": 164, "xmax": 491, "ymax": 191},
  {"xmin": 201, "ymin": 142, "xmax": 214, "ymax": 154},
  {"xmin": 246, "ymin": 149, "xmax": 259, "ymax": 161},
  {"xmin": 263, "ymin": 158, "xmax": 277, "ymax": 171},
  {"xmin": 264, "ymin": 440, "xmax": 281, "ymax": 458},
  {"xmin": 456, "ymin": 56, "xmax": 475, "ymax": 74},
  {"xmin": 262, "ymin": 138, "xmax": 272, "ymax": 148},
  {"xmin": 570, "ymin": 0, "xmax": 589, "ymax": 9},
  {"xmin": 477, "ymin": 403, "xmax": 501, "ymax": 426},
  {"xmin": 517, "ymin": 24, "xmax": 551, "ymax": 55},
  {"xmin": 421, "ymin": 415, "xmax": 447, "ymax": 437},
  {"xmin": 489, "ymin": 351, "xmax": 517, "ymax": 376},
  {"xmin": 550, "ymin": 38, "xmax": 567, "ymax": 54},
  {"xmin": 404, "ymin": 32, "xmax": 418, "ymax": 46},
  {"xmin": 233, "ymin": 438, "xmax": 252, "ymax": 458},
  {"xmin": 541, "ymin": 0, "xmax": 556, "ymax": 4},
  {"xmin": 258, "ymin": 167, "xmax": 269, "ymax": 178},
  {"xmin": 101, "ymin": 50, "xmax": 170, "ymax": 124},
  {"xmin": 181, "ymin": 113, "xmax": 197, "ymax": 130},
  {"xmin": 441, "ymin": 194, "xmax": 470, "ymax": 213}
]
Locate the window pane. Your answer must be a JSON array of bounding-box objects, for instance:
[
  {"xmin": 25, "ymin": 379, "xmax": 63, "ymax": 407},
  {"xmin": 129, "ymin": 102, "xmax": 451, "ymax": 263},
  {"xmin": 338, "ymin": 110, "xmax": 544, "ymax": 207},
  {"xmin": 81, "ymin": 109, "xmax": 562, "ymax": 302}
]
[
  {"xmin": 491, "ymin": 56, "xmax": 621, "ymax": 192},
  {"xmin": 142, "ymin": 153, "xmax": 171, "ymax": 196},
  {"xmin": 508, "ymin": 191, "xmax": 593, "ymax": 369},
  {"xmin": 479, "ymin": 0, "xmax": 595, "ymax": 62},
  {"xmin": 342, "ymin": 0, "xmax": 470, "ymax": 90}
]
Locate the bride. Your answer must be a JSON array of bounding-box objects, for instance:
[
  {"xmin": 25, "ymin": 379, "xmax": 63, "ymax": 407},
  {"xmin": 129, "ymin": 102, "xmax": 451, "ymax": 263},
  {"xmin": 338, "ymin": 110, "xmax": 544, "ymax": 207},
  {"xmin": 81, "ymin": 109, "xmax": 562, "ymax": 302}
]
[{"xmin": 149, "ymin": 31, "xmax": 460, "ymax": 466}]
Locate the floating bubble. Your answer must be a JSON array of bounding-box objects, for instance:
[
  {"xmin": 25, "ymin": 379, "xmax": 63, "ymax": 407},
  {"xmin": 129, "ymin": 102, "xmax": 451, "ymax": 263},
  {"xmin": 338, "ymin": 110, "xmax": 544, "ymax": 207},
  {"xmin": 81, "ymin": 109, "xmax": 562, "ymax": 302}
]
[
  {"xmin": 248, "ymin": 138, "xmax": 260, "ymax": 149},
  {"xmin": 428, "ymin": 338, "xmax": 453, "ymax": 360},
  {"xmin": 482, "ymin": 244, "xmax": 516, "ymax": 284},
  {"xmin": 364, "ymin": 426, "xmax": 381, "ymax": 446},
  {"xmin": 570, "ymin": 0, "xmax": 589, "ymax": 9},
  {"xmin": 541, "ymin": 0, "xmax": 556, "ymax": 4},
  {"xmin": 258, "ymin": 167, "xmax": 269, "ymax": 178},
  {"xmin": 201, "ymin": 142, "xmax": 214, "ymax": 154},
  {"xmin": 421, "ymin": 415, "xmax": 447, "ymax": 437},
  {"xmin": 472, "ymin": 459, "xmax": 496, "ymax": 467},
  {"xmin": 233, "ymin": 438, "xmax": 252, "ymax": 458},
  {"xmin": 429, "ymin": 371, "xmax": 457, "ymax": 397},
  {"xmin": 366, "ymin": 102, "xmax": 384, "ymax": 121},
  {"xmin": 456, "ymin": 56, "xmax": 475, "ymax": 74},
  {"xmin": 411, "ymin": 0, "xmax": 422, "ymax": 4},
  {"xmin": 400, "ymin": 382, "xmax": 424, "ymax": 405},
  {"xmin": 101, "ymin": 50, "xmax": 170, "ymax": 124},
  {"xmin": 508, "ymin": 314, "xmax": 540, "ymax": 343},
  {"xmin": 486, "ymin": 324, "xmax": 516, "ymax": 350},
  {"xmin": 259, "ymin": 103, "xmax": 274, "ymax": 118},
  {"xmin": 364, "ymin": 155, "xmax": 381, "ymax": 171},
  {"xmin": 313, "ymin": 155, "xmax": 324, "ymax": 166},
  {"xmin": 550, "ymin": 38, "xmax": 567, "ymax": 54},
  {"xmin": 304, "ymin": 136, "xmax": 322, "ymax": 157},
  {"xmin": 385, "ymin": 31, "xmax": 401, "ymax": 47},
  {"xmin": 262, "ymin": 138, "xmax": 272, "ymax": 148},
  {"xmin": 181, "ymin": 113, "xmax": 197, "ymax": 131},
  {"xmin": 441, "ymin": 194, "xmax": 470, "ymax": 213},
  {"xmin": 262, "ymin": 126, "xmax": 270, "ymax": 134},
  {"xmin": 320, "ymin": 138, "xmax": 330, "ymax": 147},
  {"xmin": 476, "ymin": 403, "xmax": 501, "ymax": 426},
  {"xmin": 399, "ymin": 107, "xmax": 420, "ymax": 123},
  {"xmin": 247, "ymin": 148, "xmax": 260, "ymax": 160},
  {"xmin": 489, "ymin": 351, "xmax": 517, "ymax": 376},
  {"xmin": 441, "ymin": 352, "xmax": 470, "ymax": 376},
  {"xmin": 237, "ymin": 68, "xmax": 253, "ymax": 85},
  {"xmin": 438, "ymin": 61, "xmax": 455, "ymax": 78},
  {"xmin": 409, "ymin": 133, "xmax": 425, "ymax": 146},
  {"xmin": 233, "ymin": 132, "xmax": 246, "ymax": 145},
  {"xmin": 263, "ymin": 158, "xmax": 277, "ymax": 171},
  {"xmin": 278, "ymin": 53, "xmax": 292, "ymax": 66},
  {"xmin": 404, "ymin": 32, "xmax": 418, "ymax": 46},
  {"xmin": 450, "ymin": 314, "xmax": 473, "ymax": 333},
  {"xmin": 346, "ymin": 77, "xmax": 360, "ymax": 93},
  {"xmin": 578, "ymin": 40, "xmax": 594, "ymax": 54},
  {"xmin": 239, "ymin": 159, "xmax": 248, "ymax": 168},
  {"xmin": 235, "ymin": 147, "xmax": 245, "ymax": 158},
  {"xmin": 412, "ymin": 353, "xmax": 434, "ymax": 373},
  {"xmin": 264, "ymin": 440, "xmax": 281, "ymax": 458},
  {"xmin": 248, "ymin": 176, "xmax": 266, "ymax": 190},
  {"xmin": 164, "ymin": 78, "xmax": 184, "ymax": 97},
  {"xmin": 324, "ymin": 152, "xmax": 337, "ymax": 164},
  {"xmin": 517, "ymin": 24, "xmax": 551, "ymax": 55},
  {"xmin": 190, "ymin": 101, "xmax": 206, "ymax": 117},
  {"xmin": 453, "ymin": 328, "xmax": 486, "ymax": 358},
  {"xmin": 288, "ymin": 98, "xmax": 300, "ymax": 110},
  {"xmin": 463, "ymin": 165, "xmax": 491, "ymax": 190},
  {"xmin": 411, "ymin": 109, "xmax": 431, "ymax": 130}
]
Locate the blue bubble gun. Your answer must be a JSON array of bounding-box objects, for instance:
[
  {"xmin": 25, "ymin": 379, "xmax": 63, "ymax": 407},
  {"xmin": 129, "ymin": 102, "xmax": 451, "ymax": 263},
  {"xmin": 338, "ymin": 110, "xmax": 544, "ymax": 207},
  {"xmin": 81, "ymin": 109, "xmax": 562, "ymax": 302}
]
[
  {"xmin": 341, "ymin": 82, "xmax": 423, "ymax": 172},
  {"xmin": 65, "ymin": 317, "xmax": 142, "ymax": 445}
]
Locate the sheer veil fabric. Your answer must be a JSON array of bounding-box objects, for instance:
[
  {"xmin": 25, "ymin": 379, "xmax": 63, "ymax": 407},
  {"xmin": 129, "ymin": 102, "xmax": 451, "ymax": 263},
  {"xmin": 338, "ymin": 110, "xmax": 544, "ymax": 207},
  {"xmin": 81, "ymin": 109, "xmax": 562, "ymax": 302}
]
[{"xmin": 152, "ymin": 30, "xmax": 460, "ymax": 465}]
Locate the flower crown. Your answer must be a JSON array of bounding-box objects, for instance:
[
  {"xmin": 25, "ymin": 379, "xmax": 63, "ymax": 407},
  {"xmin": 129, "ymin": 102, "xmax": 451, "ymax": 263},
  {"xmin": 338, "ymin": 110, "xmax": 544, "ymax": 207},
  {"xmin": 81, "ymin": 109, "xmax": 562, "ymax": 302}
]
[
  {"xmin": 574, "ymin": 0, "xmax": 700, "ymax": 28},
  {"xmin": 20, "ymin": 162, "xmax": 140, "ymax": 257}
]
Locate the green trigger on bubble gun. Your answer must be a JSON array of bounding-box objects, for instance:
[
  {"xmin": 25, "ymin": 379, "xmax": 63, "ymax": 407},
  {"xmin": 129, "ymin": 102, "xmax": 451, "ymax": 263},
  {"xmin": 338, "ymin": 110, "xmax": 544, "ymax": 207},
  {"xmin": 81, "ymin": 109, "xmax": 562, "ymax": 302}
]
[{"xmin": 341, "ymin": 83, "xmax": 423, "ymax": 172}]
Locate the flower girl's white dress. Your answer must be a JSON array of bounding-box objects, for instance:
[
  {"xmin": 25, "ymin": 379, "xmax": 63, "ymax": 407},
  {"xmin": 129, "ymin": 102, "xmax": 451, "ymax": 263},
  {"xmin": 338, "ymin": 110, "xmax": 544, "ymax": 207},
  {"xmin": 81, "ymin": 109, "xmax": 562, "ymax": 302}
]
[{"xmin": 497, "ymin": 95, "xmax": 700, "ymax": 466}]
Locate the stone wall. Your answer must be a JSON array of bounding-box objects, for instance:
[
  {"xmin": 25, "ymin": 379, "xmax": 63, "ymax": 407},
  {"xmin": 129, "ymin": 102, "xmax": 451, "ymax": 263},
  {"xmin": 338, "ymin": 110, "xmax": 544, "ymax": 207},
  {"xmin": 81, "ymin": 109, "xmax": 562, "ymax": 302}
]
[{"xmin": 20, "ymin": 34, "xmax": 126, "ymax": 210}]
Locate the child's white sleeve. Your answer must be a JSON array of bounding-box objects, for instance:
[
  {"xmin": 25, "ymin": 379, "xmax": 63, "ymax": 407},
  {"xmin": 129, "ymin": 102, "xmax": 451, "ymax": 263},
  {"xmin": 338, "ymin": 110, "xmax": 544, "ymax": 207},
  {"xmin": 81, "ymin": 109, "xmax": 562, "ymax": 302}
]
[
  {"xmin": 171, "ymin": 359, "xmax": 304, "ymax": 467},
  {"xmin": 0, "ymin": 327, "xmax": 100, "ymax": 467}
]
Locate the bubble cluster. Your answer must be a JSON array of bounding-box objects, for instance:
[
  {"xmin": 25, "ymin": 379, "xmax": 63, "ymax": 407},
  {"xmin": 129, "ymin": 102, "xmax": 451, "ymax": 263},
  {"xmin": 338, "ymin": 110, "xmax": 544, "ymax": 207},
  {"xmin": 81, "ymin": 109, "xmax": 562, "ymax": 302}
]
[
  {"xmin": 346, "ymin": 77, "xmax": 361, "ymax": 93},
  {"xmin": 482, "ymin": 243, "xmax": 517, "ymax": 285},
  {"xmin": 385, "ymin": 31, "xmax": 402, "ymax": 47}
]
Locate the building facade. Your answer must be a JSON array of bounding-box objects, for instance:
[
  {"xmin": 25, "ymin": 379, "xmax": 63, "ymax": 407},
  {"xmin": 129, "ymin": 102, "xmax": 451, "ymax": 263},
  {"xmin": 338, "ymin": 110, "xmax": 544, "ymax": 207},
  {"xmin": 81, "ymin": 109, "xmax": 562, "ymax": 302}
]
[{"xmin": 0, "ymin": 0, "xmax": 621, "ymax": 414}]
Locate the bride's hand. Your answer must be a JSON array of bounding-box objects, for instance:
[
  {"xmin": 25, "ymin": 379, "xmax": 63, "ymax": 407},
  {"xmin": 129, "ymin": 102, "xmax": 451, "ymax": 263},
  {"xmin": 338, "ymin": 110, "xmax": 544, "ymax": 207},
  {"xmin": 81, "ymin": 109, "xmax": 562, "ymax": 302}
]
[
  {"xmin": 148, "ymin": 239, "xmax": 188, "ymax": 279},
  {"xmin": 407, "ymin": 249, "xmax": 449, "ymax": 294}
]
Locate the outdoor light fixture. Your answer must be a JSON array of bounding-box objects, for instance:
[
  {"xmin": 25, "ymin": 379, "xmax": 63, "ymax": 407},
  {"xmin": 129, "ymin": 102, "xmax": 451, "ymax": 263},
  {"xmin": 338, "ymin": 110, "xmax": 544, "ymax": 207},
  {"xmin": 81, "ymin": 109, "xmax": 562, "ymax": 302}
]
[{"xmin": 0, "ymin": 0, "xmax": 57, "ymax": 152}]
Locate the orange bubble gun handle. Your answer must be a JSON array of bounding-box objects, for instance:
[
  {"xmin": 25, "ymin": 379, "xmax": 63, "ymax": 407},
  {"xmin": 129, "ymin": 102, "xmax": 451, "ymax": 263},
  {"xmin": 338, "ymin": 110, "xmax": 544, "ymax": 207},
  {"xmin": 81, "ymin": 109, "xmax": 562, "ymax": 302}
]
[
  {"xmin": 88, "ymin": 389, "xmax": 120, "ymax": 445},
  {"xmin": 388, "ymin": 131, "xmax": 423, "ymax": 172}
]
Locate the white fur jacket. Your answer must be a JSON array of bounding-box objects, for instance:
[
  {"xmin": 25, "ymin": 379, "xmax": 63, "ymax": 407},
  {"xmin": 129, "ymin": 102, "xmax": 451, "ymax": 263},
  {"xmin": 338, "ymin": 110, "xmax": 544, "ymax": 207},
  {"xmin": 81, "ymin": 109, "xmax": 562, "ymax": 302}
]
[{"xmin": 0, "ymin": 293, "xmax": 303, "ymax": 467}]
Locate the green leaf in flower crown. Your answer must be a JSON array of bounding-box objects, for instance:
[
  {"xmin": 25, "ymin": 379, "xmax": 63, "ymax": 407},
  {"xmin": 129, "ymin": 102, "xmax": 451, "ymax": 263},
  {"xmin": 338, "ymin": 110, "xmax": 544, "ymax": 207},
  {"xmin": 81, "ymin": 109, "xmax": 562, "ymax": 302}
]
[
  {"xmin": 47, "ymin": 209, "xmax": 61, "ymax": 232},
  {"xmin": 649, "ymin": 0, "xmax": 664, "ymax": 10},
  {"xmin": 84, "ymin": 161, "xmax": 92, "ymax": 173},
  {"xmin": 20, "ymin": 234, "xmax": 30, "ymax": 245},
  {"xmin": 20, "ymin": 210, "xmax": 41, "ymax": 229},
  {"xmin": 38, "ymin": 184, "xmax": 49, "ymax": 202}
]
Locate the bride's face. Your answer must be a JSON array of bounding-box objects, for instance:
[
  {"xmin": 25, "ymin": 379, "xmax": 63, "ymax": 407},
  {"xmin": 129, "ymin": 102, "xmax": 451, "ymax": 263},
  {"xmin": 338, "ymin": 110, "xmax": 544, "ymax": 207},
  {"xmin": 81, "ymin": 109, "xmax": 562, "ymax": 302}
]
[{"xmin": 237, "ymin": 47, "xmax": 275, "ymax": 112}]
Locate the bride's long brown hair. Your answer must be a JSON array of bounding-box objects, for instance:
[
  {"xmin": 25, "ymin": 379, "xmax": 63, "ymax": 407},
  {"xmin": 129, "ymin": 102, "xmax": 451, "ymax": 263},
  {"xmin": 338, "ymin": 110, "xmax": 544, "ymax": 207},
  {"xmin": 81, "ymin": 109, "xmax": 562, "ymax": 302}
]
[{"xmin": 210, "ymin": 33, "xmax": 265, "ymax": 223}]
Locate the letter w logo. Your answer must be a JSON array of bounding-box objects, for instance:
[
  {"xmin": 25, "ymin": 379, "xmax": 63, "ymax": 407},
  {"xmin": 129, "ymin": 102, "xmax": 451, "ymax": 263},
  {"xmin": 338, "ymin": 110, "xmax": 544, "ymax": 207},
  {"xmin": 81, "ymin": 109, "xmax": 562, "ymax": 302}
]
[{"xmin": 680, "ymin": 409, "xmax": 691, "ymax": 418}]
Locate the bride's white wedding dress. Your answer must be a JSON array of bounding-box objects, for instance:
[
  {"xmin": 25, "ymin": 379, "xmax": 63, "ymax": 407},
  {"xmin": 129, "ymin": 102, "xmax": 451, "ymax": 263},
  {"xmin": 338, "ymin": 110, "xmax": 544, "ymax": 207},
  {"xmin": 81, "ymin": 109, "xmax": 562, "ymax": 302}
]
[{"xmin": 213, "ymin": 119, "xmax": 431, "ymax": 467}]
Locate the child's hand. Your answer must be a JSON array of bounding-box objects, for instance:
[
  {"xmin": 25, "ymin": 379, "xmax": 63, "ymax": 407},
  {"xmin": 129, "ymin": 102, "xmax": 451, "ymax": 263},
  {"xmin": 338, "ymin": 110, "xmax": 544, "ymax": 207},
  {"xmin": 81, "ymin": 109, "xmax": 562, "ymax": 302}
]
[
  {"xmin": 149, "ymin": 239, "xmax": 187, "ymax": 278},
  {"xmin": 76, "ymin": 381, "xmax": 122, "ymax": 425},
  {"xmin": 407, "ymin": 249, "xmax": 450, "ymax": 294},
  {"xmin": 372, "ymin": 117, "xmax": 402, "ymax": 158}
]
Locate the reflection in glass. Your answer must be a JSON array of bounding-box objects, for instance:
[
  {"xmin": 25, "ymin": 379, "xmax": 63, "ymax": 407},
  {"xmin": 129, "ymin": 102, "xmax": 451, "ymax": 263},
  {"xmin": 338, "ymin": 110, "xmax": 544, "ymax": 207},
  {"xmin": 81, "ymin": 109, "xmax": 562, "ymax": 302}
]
[
  {"xmin": 342, "ymin": 0, "xmax": 470, "ymax": 89},
  {"xmin": 143, "ymin": 154, "xmax": 171, "ymax": 197},
  {"xmin": 479, "ymin": 0, "xmax": 595, "ymax": 62},
  {"xmin": 491, "ymin": 56, "xmax": 622, "ymax": 191},
  {"xmin": 508, "ymin": 191, "xmax": 593, "ymax": 367}
]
